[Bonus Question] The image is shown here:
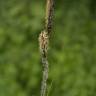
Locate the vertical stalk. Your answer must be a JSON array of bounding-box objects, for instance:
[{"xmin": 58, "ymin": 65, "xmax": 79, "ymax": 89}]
[
  {"xmin": 45, "ymin": 0, "xmax": 54, "ymax": 35},
  {"xmin": 39, "ymin": 0, "xmax": 54, "ymax": 96}
]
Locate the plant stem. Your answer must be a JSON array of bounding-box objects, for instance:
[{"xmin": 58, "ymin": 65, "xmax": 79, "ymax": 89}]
[{"xmin": 39, "ymin": 0, "xmax": 54, "ymax": 96}]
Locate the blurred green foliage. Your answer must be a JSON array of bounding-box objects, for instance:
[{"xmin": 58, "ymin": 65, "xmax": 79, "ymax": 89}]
[{"xmin": 0, "ymin": 0, "xmax": 96, "ymax": 96}]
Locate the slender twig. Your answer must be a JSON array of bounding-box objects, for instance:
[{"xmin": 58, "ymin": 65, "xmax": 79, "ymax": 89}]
[{"xmin": 39, "ymin": 0, "xmax": 54, "ymax": 96}]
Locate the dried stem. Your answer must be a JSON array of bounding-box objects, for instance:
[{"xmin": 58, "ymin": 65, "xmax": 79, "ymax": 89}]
[
  {"xmin": 40, "ymin": 55, "xmax": 49, "ymax": 96},
  {"xmin": 39, "ymin": 0, "xmax": 54, "ymax": 96},
  {"xmin": 45, "ymin": 0, "xmax": 54, "ymax": 35}
]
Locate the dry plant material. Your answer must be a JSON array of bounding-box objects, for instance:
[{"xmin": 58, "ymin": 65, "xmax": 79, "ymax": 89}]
[{"xmin": 39, "ymin": 0, "xmax": 54, "ymax": 96}]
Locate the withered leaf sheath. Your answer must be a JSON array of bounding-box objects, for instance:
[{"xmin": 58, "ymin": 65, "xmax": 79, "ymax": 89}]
[{"xmin": 39, "ymin": 30, "xmax": 49, "ymax": 56}]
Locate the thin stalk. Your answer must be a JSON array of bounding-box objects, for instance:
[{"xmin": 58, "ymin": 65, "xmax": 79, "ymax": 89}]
[{"xmin": 39, "ymin": 0, "xmax": 54, "ymax": 96}]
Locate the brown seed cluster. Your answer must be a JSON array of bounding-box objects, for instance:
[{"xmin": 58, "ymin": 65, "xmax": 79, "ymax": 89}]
[{"xmin": 45, "ymin": 0, "xmax": 54, "ymax": 34}]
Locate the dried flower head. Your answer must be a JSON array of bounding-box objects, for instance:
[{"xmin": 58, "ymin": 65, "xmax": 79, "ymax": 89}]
[{"xmin": 39, "ymin": 31, "xmax": 49, "ymax": 55}]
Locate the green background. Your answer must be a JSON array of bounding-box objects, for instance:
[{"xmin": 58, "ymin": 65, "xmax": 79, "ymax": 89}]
[{"xmin": 0, "ymin": 0, "xmax": 96, "ymax": 96}]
